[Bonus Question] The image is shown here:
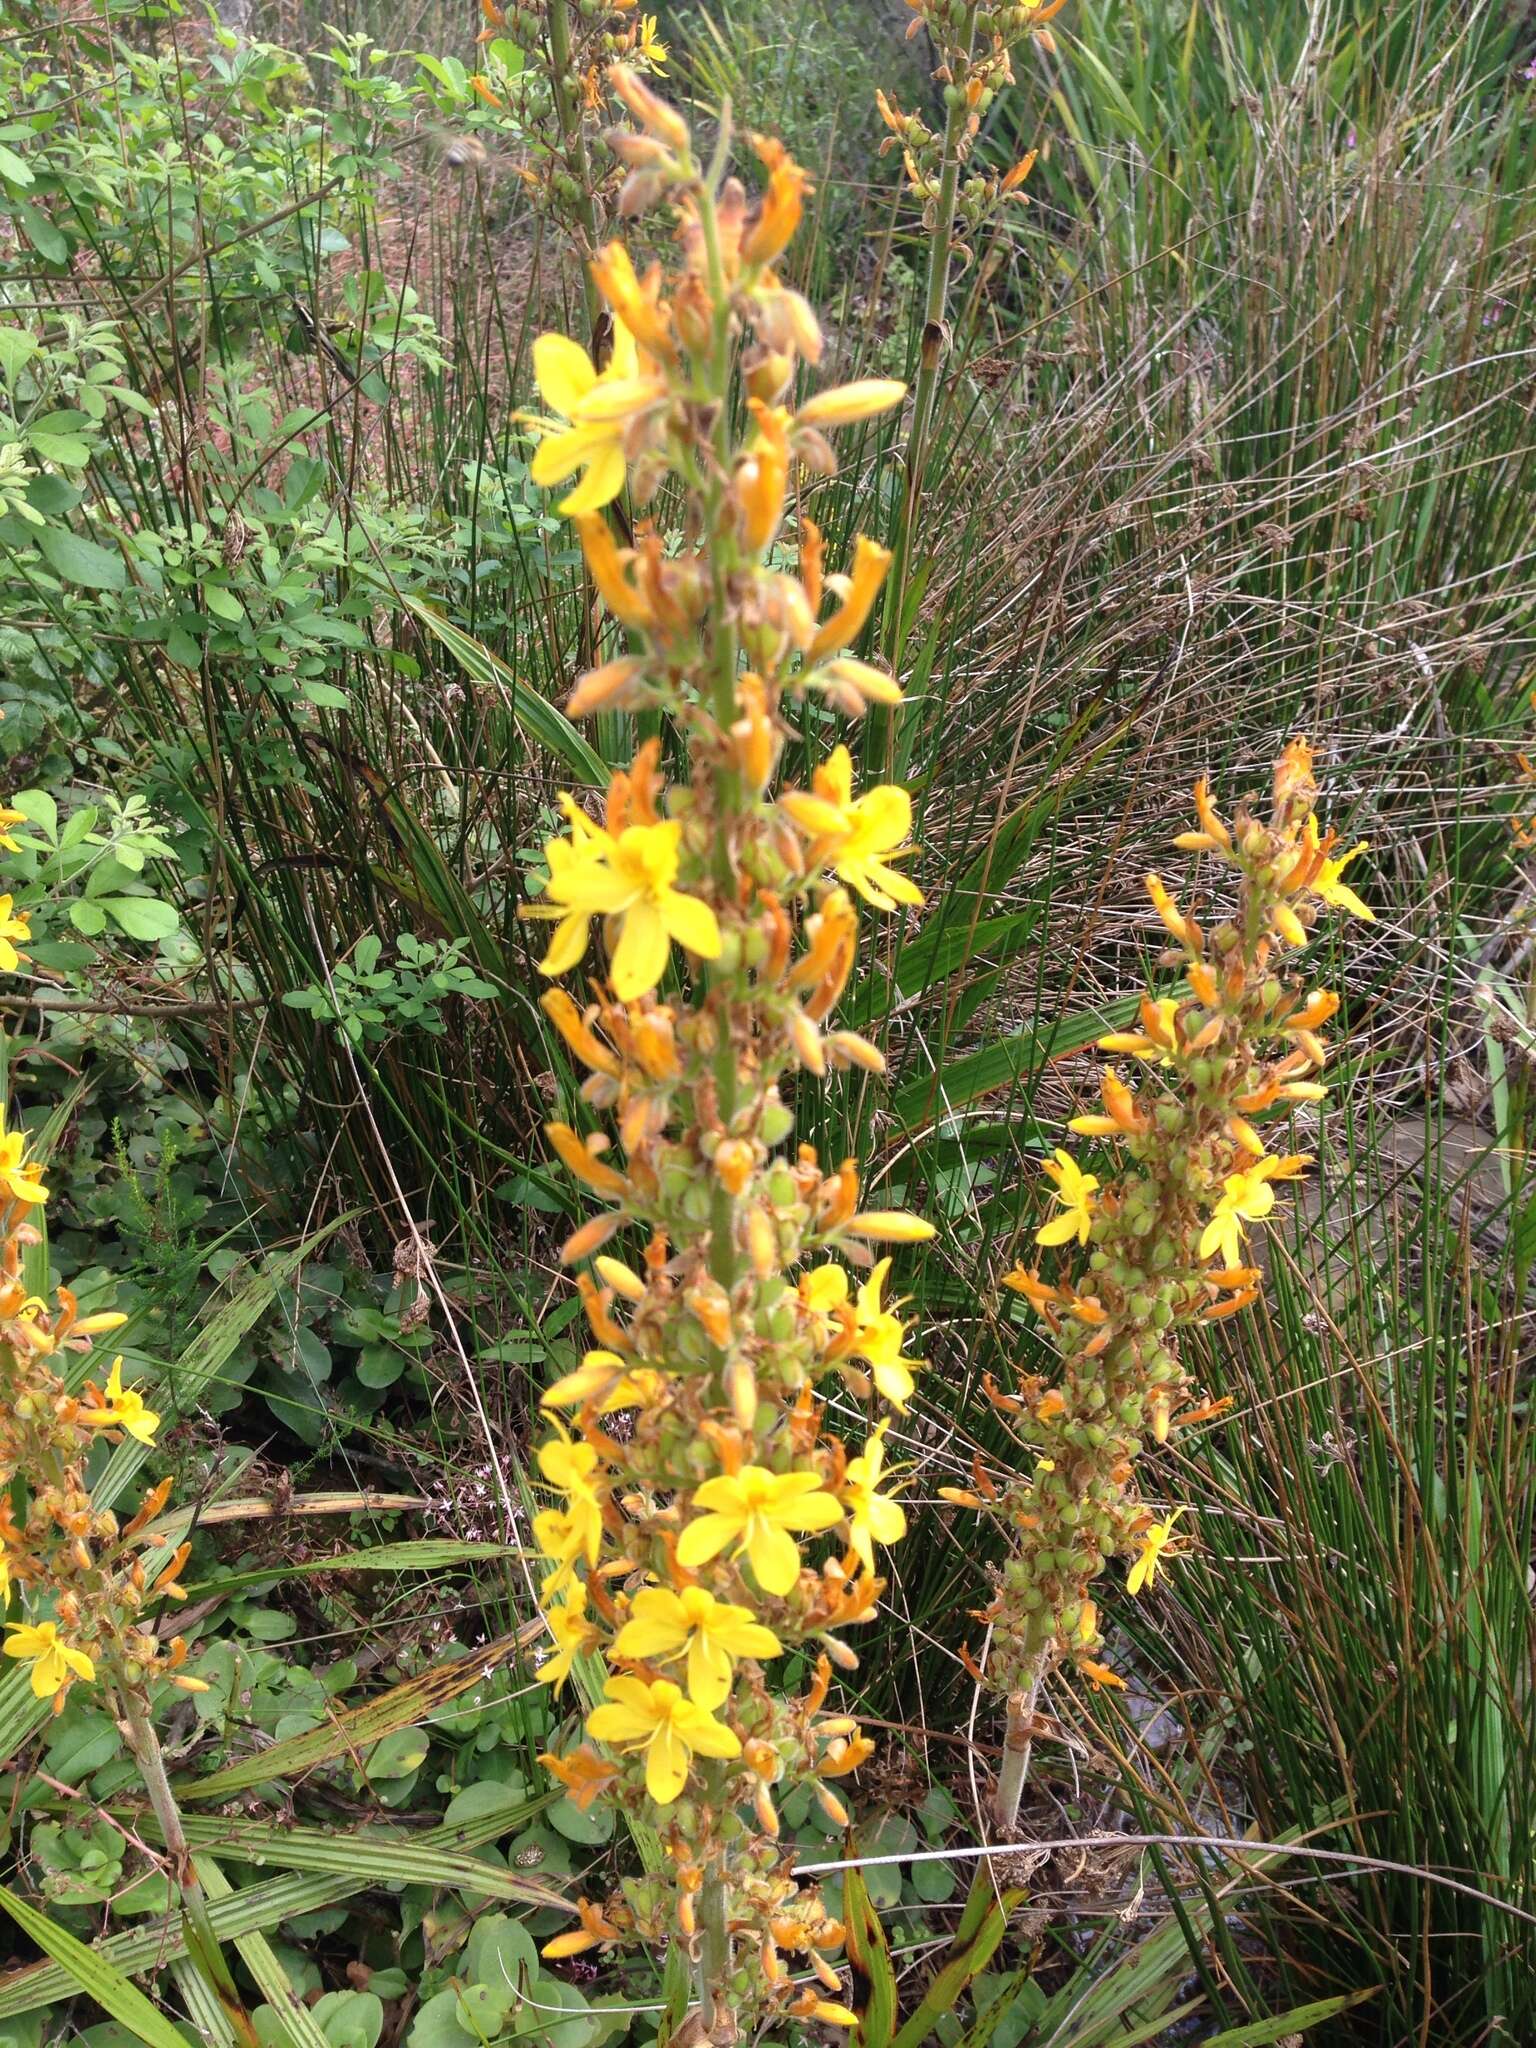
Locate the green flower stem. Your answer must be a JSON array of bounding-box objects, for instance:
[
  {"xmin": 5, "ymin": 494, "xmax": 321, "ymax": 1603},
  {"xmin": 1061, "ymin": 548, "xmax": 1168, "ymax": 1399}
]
[
  {"xmin": 120, "ymin": 1689, "xmax": 262, "ymax": 2048},
  {"xmin": 992, "ymin": 1656, "xmax": 1047, "ymax": 1835},
  {"xmin": 882, "ymin": 0, "xmax": 981, "ymax": 698},
  {"xmin": 545, "ymin": 0, "xmax": 602, "ymax": 337},
  {"xmin": 697, "ymin": 1858, "xmax": 733, "ymax": 2034}
]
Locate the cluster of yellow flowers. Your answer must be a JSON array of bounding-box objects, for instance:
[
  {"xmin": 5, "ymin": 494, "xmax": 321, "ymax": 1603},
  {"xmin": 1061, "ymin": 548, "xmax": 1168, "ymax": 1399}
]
[
  {"xmin": 0, "ymin": 837, "xmax": 201, "ymax": 1716},
  {"xmin": 945, "ymin": 741, "xmax": 1371, "ymax": 1827},
  {"xmin": 876, "ymin": 0, "xmax": 1063, "ymax": 246},
  {"xmin": 520, "ymin": 70, "xmax": 929, "ymax": 2036}
]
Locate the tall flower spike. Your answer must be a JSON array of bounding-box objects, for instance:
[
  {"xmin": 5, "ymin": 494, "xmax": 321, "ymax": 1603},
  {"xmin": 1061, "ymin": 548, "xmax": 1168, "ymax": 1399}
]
[
  {"xmin": 523, "ymin": 77, "xmax": 917, "ymax": 2039},
  {"xmin": 963, "ymin": 743, "xmax": 1366, "ymax": 1835}
]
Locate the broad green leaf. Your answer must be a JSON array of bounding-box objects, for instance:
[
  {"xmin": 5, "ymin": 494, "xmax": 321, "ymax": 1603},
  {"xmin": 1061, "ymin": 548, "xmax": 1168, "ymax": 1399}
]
[
  {"xmin": 179, "ymin": 1619, "xmax": 544, "ymax": 1800},
  {"xmin": 0, "ymin": 146, "xmax": 33, "ymax": 187},
  {"xmin": 1199, "ymin": 1991, "xmax": 1379, "ymax": 2047},
  {"xmin": 891, "ymin": 998, "xmax": 1135, "ymax": 1129},
  {"xmin": 842, "ymin": 1858, "xmax": 895, "ymax": 2048},
  {"xmin": 185, "ymin": 1538, "xmax": 520, "ymax": 1597},
  {"xmin": 0, "ymin": 1792, "xmax": 559, "ymax": 2019},
  {"xmin": 0, "ymin": 330, "xmax": 39, "ymax": 380},
  {"xmin": 98, "ymin": 898, "xmax": 179, "ymax": 942},
  {"xmin": 397, "ymin": 595, "xmax": 607, "ymax": 787},
  {"xmin": 34, "ymin": 526, "xmax": 125, "ymax": 591},
  {"xmin": 0, "ymin": 1883, "xmax": 188, "ymax": 2048},
  {"xmin": 26, "ymin": 432, "xmax": 90, "ymax": 468},
  {"xmin": 201, "ymin": 583, "xmax": 245, "ymax": 623},
  {"xmin": 889, "ymin": 1869, "xmax": 1021, "ymax": 2048}
]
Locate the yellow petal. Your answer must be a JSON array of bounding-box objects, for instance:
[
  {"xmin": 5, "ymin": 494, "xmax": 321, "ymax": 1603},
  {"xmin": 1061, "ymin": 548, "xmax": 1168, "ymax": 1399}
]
[
  {"xmin": 533, "ymin": 332, "xmax": 598, "ymax": 418},
  {"xmin": 558, "ymin": 440, "xmax": 628, "ymax": 517}
]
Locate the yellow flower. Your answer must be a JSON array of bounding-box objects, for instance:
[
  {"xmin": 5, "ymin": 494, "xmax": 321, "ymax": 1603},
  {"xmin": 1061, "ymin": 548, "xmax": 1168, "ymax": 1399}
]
[
  {"xmin": 796, "ymin": 380, "xmax": 906, "ymax": 429},
  {"xmin": 804, "ymin": 1258, "xmax": 922, "ymax": 1409},
  {"xmin": 527, "ymin": 318, "xmax": 664, "ymax": 516},
  {"xmin": 0, "ymin": 895, "xmax": 29, "ymax": 973},
  {"xmin": 537, "ymin": 1581, "xmax": 597, "ymax": 1696},
  {"xmin": 676, "ymin": 1465, "xmax": 842, "ymax": 1596},
  {"xmin": 539, "ymin": 1430, "xmax": 602, "ymax": 1497},
  {"xmin": 841, "ymin": 1424, "xmax": 906, "ymax": 1574},
  {"xmin": 534, "ymin": 1428, "xmax": 605, "ymax": 1589},
  {"xmin": 1303, "ymin": 815, "xmax": 1375, "ymax": 921},
  {"xmin": 586, "ymin": 1674, "xmax": 741, "ymax": 1804},
  {"xmin": 851, "ymin": 1259, "xmax": 923, "ymax": 1408},
  {"xmin": 0, "ymin": 1111, "xmax": 46, "ymax": 1207},
  {"xmin": 3, "ymin": 1620, "xmax": 95, "ymax": 1700},
  {"xmin": 781, "ymin": 746, "xmax": 922, "ymax": 911},
  {"xmin": 541, "ymin": 1349, "xmax": 665, "ymax": 1413},
  {"xmin": 806, "ymin": 536, "xmax": 892, "ymax": 662},
  {"xmin": 537, "ymin": 799, "xmax": 721, "ymax": 1002},
  {"xmin": 1126, "ymin": 1508, "xmax": 1185, "ymax": 1596},
  {"xmin": 1036, "ymin": 1149, "xmax": 1098, "ymax": 1247},
  {"xmin": 0, "ymin": 805, "xmax": 25, "ymax": 854},
  {"xmin": 1198, "ymin": 1163, "xmax": 1280, "ymax": 1269},
  {"xmin": 1097, "ymin": 998, "xmax": 1179, "ymax": 1064},
  {"xmin": 612, "ymin": 1584, "xmax": 781, "ymax": 1708},
  {"xmin": 635, "ymin": 11, "xmax": 668, "ymax": 70},
  {"xmin": 76, "ymin": 1356, "xmax": 159, "ymax": 1444}
]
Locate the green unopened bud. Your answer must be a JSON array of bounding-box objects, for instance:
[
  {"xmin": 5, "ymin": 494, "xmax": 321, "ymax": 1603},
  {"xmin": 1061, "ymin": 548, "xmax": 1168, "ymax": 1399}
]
[{"xmin": 761, "ymin": 1101, "xmax": 794, "ymax": 1146}]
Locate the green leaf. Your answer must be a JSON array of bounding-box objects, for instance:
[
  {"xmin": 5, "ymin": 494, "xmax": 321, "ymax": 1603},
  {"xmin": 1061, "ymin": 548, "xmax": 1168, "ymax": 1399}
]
[
  {"xmin": 891, "ymin": 997, "xmax": 1136, "ymax": 1129},
  {"xmin": 201, "ymin": 582, "xmax": 245, "ymax": 623},
  {"xmin": 0, "ymin": 330, "xmax": 39, "ymax": 380},
  {"xmin": 185, "ymin": 1538, "xmax": 519, "ymax": 1597},
  {"xmin": 33, "ymin": 526, "xmax": 124, "ymax": 591},
  {"xmin": 0, "ymin": 1882, "xmax": 189, "ymax": 2048},
  {"xmin": 843, "ymin": 1859, "xmax": 896, "ymax": 2048},
  {"xmin": 397, "ymin": 595, "xmax": 608, "ymax": 787},
  {"xmin": 25, "ymin": 432, "xmax": 90, "ymax": 468},
  {"xmin": 889, "ymin": 1868, "xmax": 1022, "ymax": 2048},
  {"xmin": 300, "ymin": 679, "xmax": 350, "ymax": 710},
  {"xmin": 180, "ymin": 1622, "xmax": 543, "ymax": 1801},
  {"xmin": 366, "ymin": 1726, "xmax": 429, "ymax": 1780},
  {"xmin": 0, "ymin": 1794, "xmax": 558, "ymax": 2020},
  {"xmin": 1199, "ymin": 1992, "xmax": 1379, "ymax": 2047},
  {"xmin": 0, "ymin": 146, "xmax": 33, "ymax": 188},
  {"xmin": 97, "ymin": 898, "xmax": 179, "ymax": 942}
]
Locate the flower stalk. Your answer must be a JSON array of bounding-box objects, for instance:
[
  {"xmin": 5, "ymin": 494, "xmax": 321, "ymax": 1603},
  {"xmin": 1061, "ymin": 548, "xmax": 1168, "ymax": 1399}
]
[
  {"xmin": 878, "ymin": 0, "xmax": 1064, "ymax": 681},
  {"xmin": 945, "ymin": 742, "xmax": 1374, "ymax": 1832},
  {"xmin": 522, "ymin": 70, "xmax": 927, "ymax": 2037}
]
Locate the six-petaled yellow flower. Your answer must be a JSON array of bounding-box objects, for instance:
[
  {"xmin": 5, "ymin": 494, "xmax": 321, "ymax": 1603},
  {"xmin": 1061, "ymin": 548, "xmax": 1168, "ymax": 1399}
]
[
  {"xmin": 612, "ymin": 1584, "xmax": 781, "ymax": 1709},
  {"xmin": 800, "ymin": 1258, "xmax": 921, "ymax": 1408},
  {"xmin": 537, "ymin": 1581, "xmax": 597, "ymax": 1696},
  {"xmin": 1198, "ymin": 1160, "xmax": 1287, "ymax": 1269},
  {"xmin": 1036, "ymin": 1149, "xmax": 1098, "ymax": 1247},
  {"xmin": 782, "ymin": 745, "xmax": 922, "ymax": 911},
  {"xmin": 4, "ymin": 1620, "xmax": 95, "ymax": 1700},
  {"xmin": 527, "ymin": 317, "xmax": 665, "ymax": 516},
  {"xmin": 537, "ymin": 800, "xmax": 721, "ymax": 1002},
  {"xmin": 1303, "ymin": 815, "xmax": 1374, "ymax": 921},
  {"xmin": 676, "ymin": 1465, "xmax": 842, "ymax": 1596},
  {"xmin": 635, "ymin": 11, "xmax": 668, "ymax": 69},
  {"xmin": 76, "ymin": 1356, "xmax": 159, "ymax": 1444},
  {"xmin": 586, "ymin": 1674, "xmax": 741, "ymax": 1804},
  {"xmin": 1126, "ymin": 1508, "xmax": 1185, "ymax": 1596},
  {"xmin": 840, "ymin": 1424, "xmax": 906, "ymax": 1574}
]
